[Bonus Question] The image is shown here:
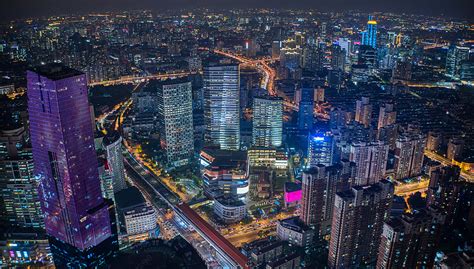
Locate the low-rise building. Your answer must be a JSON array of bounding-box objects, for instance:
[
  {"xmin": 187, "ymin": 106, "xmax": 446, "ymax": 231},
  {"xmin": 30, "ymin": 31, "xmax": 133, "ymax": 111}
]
[
  {"xmin": 266, "ymin": 252, "xmax": 301, "ymax": 269},
  {"xmin": 276, "ymin": 217, "xmax": 314, "ymax": 248},
  {"xmin": 242, "ymin": 238, "xmax": 284, "ymax": 266},
  {"xmin": 115, "ymin": 187, "xmax": 158, "ymax": 237},
  {"xmin": 200, "ymin": 147, "xmax": 249, "ymax": 199},
  {"xmin": 0, "ymin": 228, "xmax": 51, "ymax": 267},
  {"xmin": 213, "ymin": 197, "xmax": 246, "ymax": 224}
]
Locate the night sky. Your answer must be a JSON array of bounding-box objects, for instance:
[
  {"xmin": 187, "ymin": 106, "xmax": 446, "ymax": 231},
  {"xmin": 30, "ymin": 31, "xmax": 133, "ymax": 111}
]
[{"xmin": 0, "ymin": 0, "xmax": 472, "ymax": 21}]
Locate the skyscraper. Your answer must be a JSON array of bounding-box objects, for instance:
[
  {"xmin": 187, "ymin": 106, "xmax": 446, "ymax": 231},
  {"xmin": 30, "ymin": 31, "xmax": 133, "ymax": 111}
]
[
  {"xmin": 355, "ymin": 97, "xmax": 372, "ymax": 128},
  {"xmin": 301, "ymin": 161, "xmax": 355, "ymax": 235},
  {"xmin": 446, "ymin": 45, "xmax": 470, "ymax": 78},
  {"xmin": 426, "ymin": 131, "xmax": 442, "ymax": 152},
  {"xmin": 377, "ymin": 102, "xmax": 396, "ymax": 130},
  {"xmin": 328, "ymin": 180, "xmax": 394, "ymax": 268},
  {"xmin": 349, "ymin": 141, "xmax": 389, "ymax": 186},
  {"xmin": 361, "ymin": 15, "xmax": 377, "ymax": 49},
  {"xmin": 447, "ymin": 137, "xmax": 464, "ymax": 161},
  {"xmin": 330, "ymin": 44, "xmax": 346, "ymax": 72},
  {"xmin": 204, "ymin": 62, "xmax": 240, "ymax": 150},
  {"xmin": 0, "ymin": 125, "xmax": 43, "ymax": 228},
  {"xmin": 103, "ymin": 131, "xmax": 127, "ymax": 193},
  {"xmin": 394, "ymin": 133, "xmax": 426, "ymax": 180},
  {"xmin": 298, "ymin": 80, "xmax": 314, "ymax": 132},
  {"xmin": 156, "ymin": 78, "xmax": 195, "ymax": 167},
  {"xmin": 307, "ymin": 132, "xmax": 335, "ymax": 167},
  {"xmin": 377, "ymin": 207, "xmax": 445, "ymax": 269},
  {"xmin": 427, "ymin": 166, "xmax": 462, "ymax": 226},
  {"xmin": 27, "ymin": 64, "xmax": 116, "ymax": 266},
  {"xmin": 252, "ymin": 96, "xmax": 283, "ymax": 148}
]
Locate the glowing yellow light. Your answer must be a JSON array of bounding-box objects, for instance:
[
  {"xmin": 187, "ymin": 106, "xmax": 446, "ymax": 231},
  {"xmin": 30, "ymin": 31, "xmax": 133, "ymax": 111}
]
[{"xmin": 368, "ymin": 20, "xmax": 377, "ymax": 25}]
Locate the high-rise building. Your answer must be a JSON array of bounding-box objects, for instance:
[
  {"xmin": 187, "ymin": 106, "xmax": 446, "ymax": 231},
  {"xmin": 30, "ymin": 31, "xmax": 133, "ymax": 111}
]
[
  {"xmin": 307, "ymin": 132, "xmax": 335, "ymax": 167},
  {"xmin": 427, "ymin": 166, "xmax": 462, "ymax": 226},
  {"xmin": 426, "ymin": 131, "xmax": 442, "ymax": 152},
  {"xmin": 358, "ymin": 45, "xmax": 377, "ymax": 70},
  {"xmin": 337, "ymin": 38, "xmax": 352, "ymax": 64},
  {"xmin": 447, "ymin": 137, "xmax": 464, "ymax": 161},
  {"xmin": 361, "ymin": 15, "xmax": 377, "ymax": 49},
  {"xmin": 328, "ymin": 180, "xmax": 394, "ymax": 268},
  {"xmin": 298, "ymin": 80, "xmax": 314, "ymax": 132},
  {"xmin": 355, "ymin": 97, "xmax": 372, "ymax": 128},
  {"xmin": 271, "ymin": 41, "xmax": 281, "ymax": 59},
  {"xmin": 391, "ymin": 61, "xmax": 412, "ymax": 83},
  {"xmin": 156, "ymin": 78, "xmax": 195, "ymax": 167},
  {"xmin": 203, "ymin": 62, "xmax": 240, "ymax": 150},
  {"xmin": 377, "ymin": 207, "xmax": 445, "ymax": 269},
  {"xmin": 27, "ymin": 64, "xmax": 116, "ymax": 266},
  {"xmin": 394, "ymin": 133, "xmax": 426, "ymax": 180},
  {"xmin": 0, "ymin": 126, "xmax": 43, "ymax": 228},
  {"xmin": 377, "ymin": 102, "xmax": 396, "ymax": 130},
  {"xmin": 446, "ymin": 45, "xmax": 470, "ymax": 78},
  {"xmin": 280, "ymin": 47, "xmax": 302, "ymax": 70},
  {"xmin": 252, "ymin": 96, "xmax": 283, "ymax": 148},
  {"xmin": 330, "ymin": 44, "xmax": 346, "ymax": 72},
  {"xmin": 103, "ymin": 131, "xmax": 127, "ymax": 193},
  {"xmin": 349, "ymin": 141, "xmax": 389, "ymax": 186},
  {"xmin": 301, "ymin": 161, "xmax": 356, "ymax": 235}
]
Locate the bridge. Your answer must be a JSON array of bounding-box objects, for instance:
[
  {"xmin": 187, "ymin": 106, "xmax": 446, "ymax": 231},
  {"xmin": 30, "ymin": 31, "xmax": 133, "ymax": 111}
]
[{"xmin": 175, "ymin": 203, "xmax": 250, "ymax": 269}]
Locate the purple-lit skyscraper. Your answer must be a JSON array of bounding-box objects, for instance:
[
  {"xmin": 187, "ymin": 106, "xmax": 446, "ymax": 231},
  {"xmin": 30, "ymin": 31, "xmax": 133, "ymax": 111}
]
[{"xmin": 27, "ymin": 64, "xmax": 115, "ymax": 265}]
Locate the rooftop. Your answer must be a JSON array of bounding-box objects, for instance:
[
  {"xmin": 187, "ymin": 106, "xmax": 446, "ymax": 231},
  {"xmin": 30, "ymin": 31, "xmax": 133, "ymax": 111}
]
[
  {"xmin": 278, "ymin": 216, "xmax": 310, "ymax": 233},
  {"xmin": 115, "ymin": 186, "xmax": 146, "ymax": 211},
  {"xmin": 284, "ymin": 182, "xmax": 302, "ymax": 193},
  {"xmin": 267, "ymin": 252, "xmax": 300, "ymax": 267},
  {"xmin": 29, "ymin": 63, "xmax": 84, "ymax": 81}
]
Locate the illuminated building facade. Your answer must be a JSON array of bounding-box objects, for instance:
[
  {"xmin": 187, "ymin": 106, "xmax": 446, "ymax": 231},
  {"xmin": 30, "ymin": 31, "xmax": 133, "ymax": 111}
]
[
  {"xmin": 203, "ymin": 62, "xmax": 240, "ymax": 150},
  {"xmin": 199, "ymin": 147, "xmax": 249, "ymax": 199},
  {"xmin": 252, "ymin": 96, "xmax": 283, "ymax": 148},
  {"xmin": 328, "ymin": 180, "xmax": 394, "ymax": 268},
  {"xmin": 349, "ymin": 141, "xmax": 389, "ymax": 186},
  {"xmin": 355, "ymin": 97, "xmax": 372, "ymax": 128},
  {"xmin": 213, "ymin": 197, "xmax": 246, "ymax": 224},
  {"xmin": 103, "ymin": 131, "xmax": 126, "ymax": 193},
  {"xmin": 298, "ymin": 80, "xmax": 314, "ymax": 132},
  {"xmin": 394, "ymin": 133, "xmax": 426, "ymax": 180},
  {"xmin": 284, "ymin": 182, "xmax": 302, "ymax": 208},
  {"xmin": 0, "ymin": 126, "xmax": 43, "ymax": 229},
  {"xmin": 377, "ymin": 207, "xmax": 445, "ymax": 269},
  {"xmin": 301, "ymin": 162, "xmax": 355, "ymax": 235},
  {"xmin": 27, "ymin": 64, "xmax": 116, "ymax": 266},
  {"xmin": 362, "ymin": 15, "xmax": 377, "ymax": 49},
  {"xmin": 308, "ymin": 133, "xmax": 334, "ymax": 167},
  {"xmin": 156, "ymin": 78, "xmax": 195, "ymax": 167}
]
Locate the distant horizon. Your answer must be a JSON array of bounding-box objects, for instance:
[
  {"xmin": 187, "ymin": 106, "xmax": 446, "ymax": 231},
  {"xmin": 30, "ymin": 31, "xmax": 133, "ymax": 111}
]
[{"xmin": 0, "ymin": 0, "xmax": 472, "ymax": 22}]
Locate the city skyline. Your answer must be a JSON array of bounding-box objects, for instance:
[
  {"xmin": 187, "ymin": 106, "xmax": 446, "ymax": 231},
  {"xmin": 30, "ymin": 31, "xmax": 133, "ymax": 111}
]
[
  {"xmin": 0, "ymin": 0, "xmax": 473, "ymax": 21},
  {"xmin": 1, "ymin": 6, "xmax": 473, "ymax": 269}
]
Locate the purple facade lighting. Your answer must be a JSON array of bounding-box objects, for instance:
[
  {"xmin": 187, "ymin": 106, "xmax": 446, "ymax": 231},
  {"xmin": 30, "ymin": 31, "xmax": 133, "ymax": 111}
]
[{"xmin": 27, "ymin": 64, "xmax": 111, "ymax": 251}]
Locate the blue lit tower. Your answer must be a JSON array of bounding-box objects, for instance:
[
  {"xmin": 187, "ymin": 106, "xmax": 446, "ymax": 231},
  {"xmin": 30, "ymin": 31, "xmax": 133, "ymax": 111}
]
[
  {"xmin": 27, "ymin": 64, "xmax": 117, "ymax": 267},
  {"xmin": 362, "ymin": 15, "xmax": 377, "ymax": 49},
  {"xmin": 308, "ymin": 132, "xmax": 334, "ymax": 167}
]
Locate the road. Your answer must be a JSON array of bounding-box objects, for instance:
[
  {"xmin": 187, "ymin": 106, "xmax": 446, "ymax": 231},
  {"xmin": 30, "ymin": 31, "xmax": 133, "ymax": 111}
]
[
  {"xmin": 226, "ymin": 227, "xmax": 275, "ymax": 248},
  {"xmin": 394, "ymin": 180, "xmax": 429, "ymax": 197},
  {"xmin": 124, "ymin": 149, "xmax": 220, "ymax": 265},
  {"xmin": 424, "ymin": 150, "xmax": 474, "ymax": 182},
  {"xmin": 89, "ymin": 71, "xmax": 194, "ymax": 86}
]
